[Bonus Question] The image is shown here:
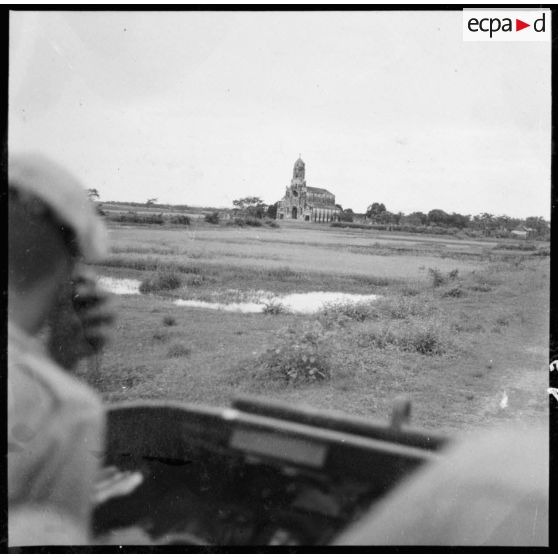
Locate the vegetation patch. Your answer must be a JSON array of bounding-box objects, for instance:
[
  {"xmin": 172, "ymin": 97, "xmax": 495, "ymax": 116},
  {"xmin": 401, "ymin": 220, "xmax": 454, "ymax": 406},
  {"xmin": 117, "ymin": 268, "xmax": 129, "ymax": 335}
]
[
  {"xmin": 139, "ymin": 271, "xmax": 183, "ymax": 294},
  {"xmin": 319, "ymin": 302, "xmax": 376, "ymax": 328},
  {"xmin": 428, "ymin": 267, "xmax": 459, "ymax": 288},
  {"xmin": 375, "ymin": 295, "xmax": 434, "ymax": 319},
  {"xmin": 166, "ymin": 343, "xmax": 192, "ymax": 358},
  {"xmin": 162, "ymin": 315, "xmax": 177, "ymax": 326},
  {"xmin": 534, "ymin": 247, "xmax": 550, "ymax": 257},
  {"xmin": 205, "ymin": 211, "xmax": 220, "ymax": 224},
  {"xmin": 226, "ymin": 217, "xmax": 279, "ymax": 228},
  {"xmin": 185, "ymin": 274, "xmax": 207, "ymax": 287},
  {"xmin": 442, "ymin": 286, "xmax": 464, "ymax": 298},
  {"xmin": 153, "ymin": 330, "xmax": 171, "ymax": 342},
  {"xmin": 91, "ymin": 364, "xmax": 149, "ymax": 393},
  {"xmin": 264, "ymin": 267, "xmax": 303, "ymax": 281},
  {"xmin": 357, "ymin": 319, "xmax": 454, "ymax": 356},
  {"xmin": 168, "ymin": 214, "xmax": 191, "ymax": 226},
  {"xmin": 262, "ymin": 301, "xmax": 286, "ymax": 315},
  {"xmin": 106, "ymin": 211, "xmax": 165, "ymax": 225},
  {"xmin": 260, "ymin": 323, "xmax": 331, "ymax": 383},
  {"xmin": 493, "ymin": 242, "xmax": 537, "ymax": 251}
]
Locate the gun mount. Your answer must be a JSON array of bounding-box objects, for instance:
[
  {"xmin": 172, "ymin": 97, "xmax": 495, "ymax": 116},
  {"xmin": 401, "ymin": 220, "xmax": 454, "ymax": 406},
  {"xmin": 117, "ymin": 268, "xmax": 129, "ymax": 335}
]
[{"xmin": 93, "ymin": 396, "xmax": 451, "ymax": 546}]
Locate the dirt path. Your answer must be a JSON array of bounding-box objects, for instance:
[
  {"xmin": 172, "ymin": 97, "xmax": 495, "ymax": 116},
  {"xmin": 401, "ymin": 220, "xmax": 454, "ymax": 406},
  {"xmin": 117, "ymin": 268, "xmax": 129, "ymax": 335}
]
[{"xmin": 468, "ymin": 282, "xmax": 549, "ymax": 432}]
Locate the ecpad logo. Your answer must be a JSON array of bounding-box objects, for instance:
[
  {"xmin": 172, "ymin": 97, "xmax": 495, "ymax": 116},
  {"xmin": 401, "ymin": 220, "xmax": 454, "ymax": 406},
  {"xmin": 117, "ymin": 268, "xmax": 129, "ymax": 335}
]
[{"xmin": 463, "ymin": 10, "xmax": 550, "ymax": 42}]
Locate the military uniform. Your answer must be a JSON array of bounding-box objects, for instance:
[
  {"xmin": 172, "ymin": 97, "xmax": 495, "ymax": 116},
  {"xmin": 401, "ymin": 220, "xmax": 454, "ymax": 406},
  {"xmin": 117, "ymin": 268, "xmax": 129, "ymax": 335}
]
[
  {"xmin": 8, "ymin": 323, "xmax": 105, "ymax": 544},
  {"xmin": 8, "ymin": 154, "xmax": 108, "ymax": 546}
]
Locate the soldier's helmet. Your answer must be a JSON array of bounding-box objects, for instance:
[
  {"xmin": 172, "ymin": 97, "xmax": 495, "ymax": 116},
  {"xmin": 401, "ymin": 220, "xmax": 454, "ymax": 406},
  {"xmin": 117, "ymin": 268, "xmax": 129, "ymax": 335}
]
[{"xmin": 9, "ymin": 153, "xmax": 108, "ymax": 261}]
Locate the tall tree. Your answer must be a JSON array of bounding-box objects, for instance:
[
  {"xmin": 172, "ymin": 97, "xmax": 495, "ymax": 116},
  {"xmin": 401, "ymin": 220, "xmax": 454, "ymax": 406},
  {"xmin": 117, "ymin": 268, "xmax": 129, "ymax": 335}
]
[
  {"xmin": 233, "ymin": 196, "xmax": 267, "ymax": 218},
  {"xmin": 267, "ymin": 202, "xmax": 279, "ymax": 219},
  {"xmin": 524, "ymin": 216, "xmax": 549, "ymax": 238},
  {"xmin": 427, "ymin": 209, "xmax": 450, "ymax": 226},
  {"xmin": 366, "ymin": 202, "xmax": 387, "ymax": 219},
  {"xmin": 403, "ymin": 211, "xmax": 428, "ymax": 226},
  {"xmin": 340, "ymin": 208, "xmax": 354, "ymax": 222}
]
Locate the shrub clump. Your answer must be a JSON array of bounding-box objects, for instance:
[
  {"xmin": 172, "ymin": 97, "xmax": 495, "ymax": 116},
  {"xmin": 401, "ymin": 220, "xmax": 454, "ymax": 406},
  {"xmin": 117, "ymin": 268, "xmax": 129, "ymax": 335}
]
[
  {"xmin": 428, "ymin": 267, "xmax": 459, "ymax": 288},
  {"xmin": 205, "ymin": 211, "xmax": 220, "ymax": 224},
  {"xmin": 162, "ymin": 315, "xmax": 177, "ymax": 326},
  {"xmin": 442, "ymin": 286, "xmax": 464, "ymax": 298},
  {"xmin": 358, "ymin": 320, "xmax": 453, "ymax": 356},
  {"xmin": 319, "ymin": 302, "xmax": 376, "ymax": 328},
  {"xmin": 261, "ymin": 323, "xmax": 331, "ymax": 383},
  {"xmin": 262, "ymin": 301, "xmax": 286, "ymax": 315},
  {"xmin": 402, "ymin": 326, "xmax": 448, "ymax": 355},
  {"xmin": 428, "ymin": 267, "xmax": 446, "ymax": 287},
  {"xmin": 168, "ymin": 214, "xmax": 191, "ymax": 226},
  {"xmin": 139, "ymin": 271, "xmax": 183, "ymax": 293},
  {"xmin": 153, "ymin": 330, "xmax": 171, "ymax": 342}
]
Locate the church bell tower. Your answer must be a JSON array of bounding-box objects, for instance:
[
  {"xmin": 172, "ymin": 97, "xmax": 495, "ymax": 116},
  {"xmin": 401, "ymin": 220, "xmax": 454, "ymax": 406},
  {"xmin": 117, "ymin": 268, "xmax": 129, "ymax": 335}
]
[{"xmin": 291, "ymin": 156, "xmax": 306, "ymax": 192}]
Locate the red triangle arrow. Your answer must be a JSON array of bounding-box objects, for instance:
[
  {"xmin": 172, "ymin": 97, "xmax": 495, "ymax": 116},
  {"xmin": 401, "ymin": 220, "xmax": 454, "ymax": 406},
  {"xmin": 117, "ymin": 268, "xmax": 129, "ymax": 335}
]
[{"xmin": 516, "ymin": 19, "xmax": 530, "ymax": 31}]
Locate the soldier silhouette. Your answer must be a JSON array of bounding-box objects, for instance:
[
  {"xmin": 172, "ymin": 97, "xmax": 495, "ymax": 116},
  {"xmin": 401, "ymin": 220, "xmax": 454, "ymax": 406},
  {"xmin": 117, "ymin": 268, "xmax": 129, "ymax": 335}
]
[{"xmin": 8, "ymin": 153, "xmax": 115, "ymax": 546}]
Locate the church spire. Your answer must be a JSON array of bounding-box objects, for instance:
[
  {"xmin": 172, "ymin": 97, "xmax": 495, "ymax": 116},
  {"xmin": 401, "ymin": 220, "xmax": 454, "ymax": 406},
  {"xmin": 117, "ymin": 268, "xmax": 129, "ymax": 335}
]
[{"xmin": 293, "ymin": 155, "xmax": 305, "ymax": 181}]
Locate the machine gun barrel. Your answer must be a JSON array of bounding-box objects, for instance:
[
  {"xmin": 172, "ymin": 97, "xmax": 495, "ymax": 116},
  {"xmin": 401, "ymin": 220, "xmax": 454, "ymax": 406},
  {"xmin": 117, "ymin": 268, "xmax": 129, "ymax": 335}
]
[{"xmin": 232, "ymin": 395, "xmax": 449, "ymax": 451}]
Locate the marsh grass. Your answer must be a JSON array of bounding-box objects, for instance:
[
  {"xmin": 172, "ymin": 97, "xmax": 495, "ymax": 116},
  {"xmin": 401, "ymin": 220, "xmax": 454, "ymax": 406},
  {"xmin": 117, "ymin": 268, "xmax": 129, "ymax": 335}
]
[{"xmin": 356, "ymin": 319, "xmax": 455, "ymax": 356}]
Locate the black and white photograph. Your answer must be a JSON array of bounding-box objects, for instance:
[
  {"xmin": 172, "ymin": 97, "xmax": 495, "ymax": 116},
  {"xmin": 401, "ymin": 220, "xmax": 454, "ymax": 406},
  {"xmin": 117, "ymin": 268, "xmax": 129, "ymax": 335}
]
[{"xmin": 7, "ymin": 7, "xmax": 551, "ymax": 549}]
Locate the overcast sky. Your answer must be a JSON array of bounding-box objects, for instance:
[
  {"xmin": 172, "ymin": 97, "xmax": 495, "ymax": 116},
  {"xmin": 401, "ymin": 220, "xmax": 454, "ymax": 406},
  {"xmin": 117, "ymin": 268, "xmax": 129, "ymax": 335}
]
[{"xmin": 9, "ymin": 11, "xmax": 551, "ymax": 218}]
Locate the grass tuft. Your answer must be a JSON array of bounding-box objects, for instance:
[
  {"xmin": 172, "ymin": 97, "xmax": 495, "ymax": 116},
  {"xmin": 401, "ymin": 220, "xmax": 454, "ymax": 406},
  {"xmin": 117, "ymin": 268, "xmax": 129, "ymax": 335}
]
[
  {"xmin": 166, "ymin": 343, "xmax": 192, "ymax": 358},
  {"xmin": 262, "ymin": 301, "xmax": 286, "ymax": 315},
  {"xmin": 162, "ymin": 315, "xmax": 177, "ymax": 326}
]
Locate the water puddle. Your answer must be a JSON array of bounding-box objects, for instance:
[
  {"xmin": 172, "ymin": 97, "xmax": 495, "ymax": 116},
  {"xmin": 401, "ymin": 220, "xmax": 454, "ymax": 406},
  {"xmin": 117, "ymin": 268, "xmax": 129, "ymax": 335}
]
[
  {"xmin": 99, "ymin": 276, "xmax": 379, "ymax": 314},
  {"xmin": 98, "ymin": 276, "xmax": 141, "ymax": 295},
  {"xmin": 175, "ymin": 291, "xmax": 379, "ymax": 314},
  {"xmin": 276, "ymin": 292, "xmax": 378, "ymax": 314},
  {"xmin": 499, "ymin": 391, "xmax": 509, "ymax": 409}
]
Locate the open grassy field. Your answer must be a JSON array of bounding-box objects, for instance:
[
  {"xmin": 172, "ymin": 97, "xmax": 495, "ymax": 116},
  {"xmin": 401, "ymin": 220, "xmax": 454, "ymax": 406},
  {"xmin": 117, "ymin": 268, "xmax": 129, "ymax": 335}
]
[{"xmin": 84, "ymin": 219, "xmax": 549, "ymax": 435}]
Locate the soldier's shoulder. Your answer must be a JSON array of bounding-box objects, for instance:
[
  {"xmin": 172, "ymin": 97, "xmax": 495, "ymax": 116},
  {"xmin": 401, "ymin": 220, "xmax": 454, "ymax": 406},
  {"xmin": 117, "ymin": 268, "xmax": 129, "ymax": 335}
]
[{"xmin": 9, "ymin": 338, "xmax": 102, "ymax": 426}]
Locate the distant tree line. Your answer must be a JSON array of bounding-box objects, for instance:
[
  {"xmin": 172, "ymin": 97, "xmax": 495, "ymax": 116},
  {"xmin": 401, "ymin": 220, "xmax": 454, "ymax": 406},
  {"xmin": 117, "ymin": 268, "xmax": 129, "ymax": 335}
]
[
  {"xmin": 232, "ymin": 197, "xmax": 280, "ymax": 220},
  {"xmin": 355, "ymin": 202, "xmax": 549, "ymax": 240},
  {"xmin": 93, "ymin": 187, "xmax": 549, "ymax": 240}
]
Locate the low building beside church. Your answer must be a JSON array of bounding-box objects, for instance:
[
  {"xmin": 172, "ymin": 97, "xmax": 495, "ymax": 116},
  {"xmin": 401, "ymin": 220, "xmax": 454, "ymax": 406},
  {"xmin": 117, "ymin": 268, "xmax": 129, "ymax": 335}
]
[{"xmin": 276, "ymin": 157, "xmax": 340, "ymax": 222}]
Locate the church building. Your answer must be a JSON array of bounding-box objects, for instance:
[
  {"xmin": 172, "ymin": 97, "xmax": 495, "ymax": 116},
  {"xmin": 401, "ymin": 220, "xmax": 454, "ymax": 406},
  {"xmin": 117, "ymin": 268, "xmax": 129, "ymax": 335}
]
[{"xmin": 276, "ymin": 157, "xmax": 340, "ymax": 222}]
